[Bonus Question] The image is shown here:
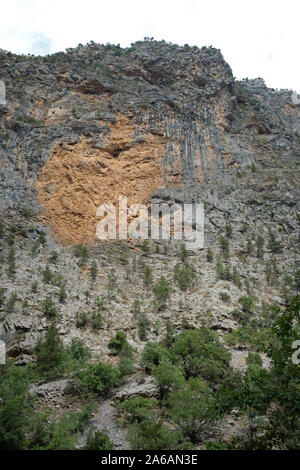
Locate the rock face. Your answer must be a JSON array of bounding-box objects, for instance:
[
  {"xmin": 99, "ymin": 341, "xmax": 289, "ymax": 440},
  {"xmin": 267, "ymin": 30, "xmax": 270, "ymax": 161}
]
[
  {"xmin": 0, "ymin": 39, "xmax": 299, "ymax": 372},
  {"xmin": 1, "ymin": 40, "xmax": 299, "ymax": 244}
]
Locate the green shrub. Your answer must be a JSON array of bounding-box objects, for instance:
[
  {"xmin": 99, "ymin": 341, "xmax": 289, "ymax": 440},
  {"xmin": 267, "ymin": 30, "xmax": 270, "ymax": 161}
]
[
  {"xmin": 294, "ymin": 270, "xmax": 300, "ymax": 291},
  {"xmin": 0, "ymin": 220, "xmax": 4, "ymax": 238},
  {"xmin": 141, "ymin": 240, "xmax": 150, "ymax": 255},
  {"xmin": 168, "ymin": 378, "xmax": 218, "ymax": 443},
  {"xmin": 74, "ymin": 245, "xmax": 89, "ymax": 265},
  {"xmin": 238, "ymin": 295, "xmax": 256, "ymax": 313},
  {"xmin": 0, "ymin": 363, "xmax": 34, "ymax": 449},
  {"xmin": 172, "ymin": 328, "xmax": 231, "ymax": 384},
  {"xmin": 42, "ymin": 297, "xmax": 57, "ymax": 318},
  {"xmin": 219, "ymin": 292, "xmax": 230, "ymax": 303},
  {"xmin": 119, "ymin": 252, "xmax": 129, "ymax": 265},
  {"xmin": 268, "ymin": 230, "xmax": 283, "ymax": 253},
  {"xmin": 131, "ymin": 299, "xmax": 142, "ymax": 316},
  {"xmin": 127, "ymin": 418, "xmax": 177, "ymax": 450},
  {"xmin": 90, "ymin": 261, "xmax": 98, "ymax": 281},
  {"xmin": 206, "ymin": 248, "xmax": 214, "ymax": 262},
  {"xmin": 84, "ymin": 430, "xmax": 114, "ymax": 450},
  {"xmin": 153, "ymin": 360, "xmax": 184, "ymax": 398},
  {"xmin": 90, "ymin": 311, "xmax": 102, "ymax": 331},
  {"xmin": 21, "ymin": 207, "xmax": 33, "ymax": 218},
  {"xmin": 108, "ymin": 331, "xmax": 127, "ymax": 354},
  {"xmin": 142, "ymin": 265, "xmax": 152, "ymax": 285},
  {"xmin": 31, "ymin": 281, "xmax": 38, "ymax": 293},
  {"xmin": 0, "ymin": 288, "xmax": 6, "ymax": 308},
  {"xmin": 256, "ymin": 235, "xmax": 264, "ymax": 259},
  {"xmin": 117, "ymin": 397, "xmax": 156, "ymax": 424},
  {"xmin": 232, "ymin": 266, "xmax": 242, "ymax": 288},
  {"xmin": 142, "ymin": 342, "xmax": 171, "ymax": 371},
  {"xmin": 79, "ymin": 361, "xmax": 120, "ymax": 395},
  {"xmin": 76, "ymin": 312, "xmax": 89, "ymax": 328},
  {"xmin": 225, "ymin": 224, "xmax": 233, "ymax": 238},
  {"xmin": 6, "ymin": 293, "xmax": 17, "ymax": 313},
  {"xmin": 65, "ymin": 338, "xmax": 91, "ymax": 364},
  {"xmin": 7, "ymin": 247, "xmax": 16, "ymax": 277},
  {"xmin": 118, "ymin": 357, "xmax": 134, "ymax": 377},
  {"xmin": 216, "ymin": 261, "xmax": 232, "ymax": 281},
  {"xmin": 58, "ymin": 285, "xmax": 67, "ymax": 303},
  {"xmin": 49, "ymin": 251, "xmax": 58, "ymax": 263},
  {"xmin": 107, "ymin": 269, "xmax": 117, "ymax": 299},
  {"xmin": 95, "ymin": 296, "xmax": 107, "ymax": 311},
  {"xmin": 219, "ymin": 236, "xmax": 230, "ymax": 259},
  {"xmin": 153, "ymin": 276, "xmax": 171, "ymax": 310},
  {"xmin": 35, "ymin": 324, "xmax": 64, "ymax": 379},
  {"xmin": 174, "ymin": 262, "xmax": 196, "ymax": 291},
  {"xmin": 42, "ymin": 265, "xmax": 52, "ymax": 284},
  {"xmin": 38, "ymin": 232, "xmax": 47, "ymax": 245},
  {"xmin": 16, "ymin": 115, "xmax": 43, "ymax": 126},
  {"xmin": 231, "ymin": 308, "xmax": 251, "ymax": 327},
  {"xmin": 246, "ymin": 352, "xmax": 263, "ymax": 368},
  {"xmin": 164, "ymin": 318, "xmax": 174, "ymax": 348},
  {"xmin": 224, "ymin": 326, "xmax": 278, "ymax": 351},
  {"xmin": 137, "ymin": 313, "xmax": 150, "ymax": 341},
  {"xmin": 246, "ymin": 239, "xmax": 253, "ymax": 255},
  {"xmin": 178, "ymin": 244, "xmax": 188, "ymax": 262}
]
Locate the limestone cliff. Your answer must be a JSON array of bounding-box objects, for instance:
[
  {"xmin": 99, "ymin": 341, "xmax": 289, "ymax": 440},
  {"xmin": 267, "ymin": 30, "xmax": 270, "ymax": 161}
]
[
  {"xmin": 1, "ymin": 43, "xmax": 300, "ymax": 449},
  {"xmin": 1, "ymin": 40, "xmax": 299, "ymax": 244}
]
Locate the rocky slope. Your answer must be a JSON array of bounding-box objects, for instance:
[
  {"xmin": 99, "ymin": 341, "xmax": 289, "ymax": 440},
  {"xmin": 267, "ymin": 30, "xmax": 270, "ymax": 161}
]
[{"xmin": 0, "ymin": 40, "xmax": 299, "ymax": 448}]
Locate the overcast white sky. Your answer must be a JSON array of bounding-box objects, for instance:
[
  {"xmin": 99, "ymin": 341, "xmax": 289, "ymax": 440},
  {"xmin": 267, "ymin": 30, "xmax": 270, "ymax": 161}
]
[{"xmin": 0, "ymin": 0, "xmax": 299, "ymax": 92}]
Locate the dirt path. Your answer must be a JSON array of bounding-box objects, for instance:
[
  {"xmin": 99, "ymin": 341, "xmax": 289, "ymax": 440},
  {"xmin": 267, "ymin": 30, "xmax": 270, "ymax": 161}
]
[{"xmin": 77, "ymin": 399, "xmax": 130, "ymax": 450}]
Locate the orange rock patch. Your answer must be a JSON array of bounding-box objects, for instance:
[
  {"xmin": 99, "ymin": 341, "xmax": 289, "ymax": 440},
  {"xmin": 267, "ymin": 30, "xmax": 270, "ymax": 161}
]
[{"xmin": 36, "ymin": 117, "xmax": 168, "ymax": 245}]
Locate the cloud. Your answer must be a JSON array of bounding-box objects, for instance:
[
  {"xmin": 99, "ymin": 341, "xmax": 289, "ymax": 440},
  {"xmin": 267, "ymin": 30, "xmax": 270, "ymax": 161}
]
[
  {"xmin": 29, "ymin": 32, "xmax": 53, "ymax": 55},
  {"xmin": 0, "ymin": 0, "xmax": 299, "ymax": 92}
]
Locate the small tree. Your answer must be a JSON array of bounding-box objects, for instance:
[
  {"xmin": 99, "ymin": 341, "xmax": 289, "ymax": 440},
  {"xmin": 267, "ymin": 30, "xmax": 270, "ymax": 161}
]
[
  {"xmin": 31, "ymin": 281, "xmax": 38, "ymax": 293},
  {"xmin": 131, "ymin": 300, "xmax": 142, "ymax": 317},
  {"xmin": 42, "ymin": 265, "xmax": 52, "ymax": 284},
  {"xmin": 168, "ymin": 378, "xmax": 218, "ymax": 443},
  {"xmin": 0, "ymin": 220, "xmax": 4, "ymax": 238},
  {"xmin": 174, "ymin": 262, "xmax": 196, "ymax": 291},
  {"xmin": 35, "ymin": 324, "xmax": 64, "ymax": 379},
  {"xmin": 49, "ymin": 251, "xmax": 58, "ymax": 263},
  {"xmin": 225, "ymin": 224, "xmax": 233, "ymax": 238},
  {"xmin": 84, "ymin": 430, "xmax": 114, "ymax": 450},
  {"xmin": 108, "ymin": 331, "xmax": 127, "ymax": 354},
  {"xmin": 74, "ymin": 245, "xmax": 89, "ymax": 266},
  {"xmin": 267, "ymin": 230, "xmax": 283, "ymax": 253},
  {"xmin": 6, "ymin": 293, "xmax": 17, "ymax": 313},
  {"xmin": 79, "ymin": 361, "xmax": 120, "ymax": 395},
  {"xmin": 142, "ymin": 265, "xmax": 152, "ymax": 285},
  {"xmin": 7, "ymin": 247, "xmax": 16, "ymax": 278},
  {"xmin": 178, "ymin": 243, "xmax": 188, "ymax": 262},
  {"xmin": 76, "ymin": 312, "xmax": 89, "ymax": 329},
  {"xmin": 141, "ymin": 240, "xmax": 150, "ymax": 256},
  {"xmin": 137, "ymin": 313, "xmax": 150, "ymax": 341},
  {"xmin": 219, "ymin": 236, "xmax": 230, "ymax": 259},
  {"xmin": 256, "ymin": 235, "xmax": 264, "ymax": 259},
  {"xmin": 42, "ymin": 297, "xmax": 57, "ymax": 318},
  {"xmin": 38, "ymin": 232, "xmax": 47, "ymax": 245},
  {"xmin": 164, "ymin": 318, "xmax": 175, "ymax": 348},
  {"xmin": 153, "ymin": 360, "xmax": 184, "ymax": 399},
  {"xmin": 238, "ymin": 295, "xmax": 256, "ymax": 313},
  {"xmin": 0, "ymin": 288, "xmax": 6, "ymax": 308},
  {"xmin": 58, "ymin": 285, "xmax": 67, "ymax": 303},
  {"xmin": 90, "ymin": 261, "xmax": 98, "ymax": 281},
  {"xmin": 90, "ymin": 311, "xmax": 102, "ymax": 331},
  {"xmin": 206, "ymin": 248, "xmax": 214, "ymax": 262},
  {"xmin": 153, "ymin": 276, "xmax": 171, "ymax": 310}
]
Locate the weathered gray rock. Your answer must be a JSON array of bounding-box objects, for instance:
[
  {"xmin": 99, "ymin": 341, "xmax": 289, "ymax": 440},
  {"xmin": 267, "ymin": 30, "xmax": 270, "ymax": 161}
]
[{"xmin": 114, "ymin": 375, "xmax": 159, "ymax": 400}]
